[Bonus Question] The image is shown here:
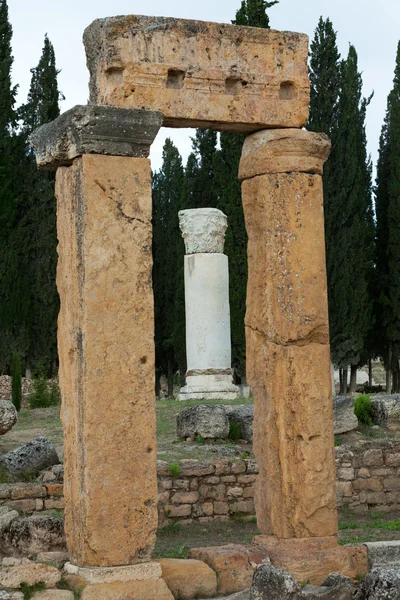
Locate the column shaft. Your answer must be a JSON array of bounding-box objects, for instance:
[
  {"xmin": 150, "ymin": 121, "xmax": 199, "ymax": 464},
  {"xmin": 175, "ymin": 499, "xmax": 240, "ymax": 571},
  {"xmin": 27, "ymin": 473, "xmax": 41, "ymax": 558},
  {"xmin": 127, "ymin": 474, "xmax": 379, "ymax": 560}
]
[
  {"xmin": 240, "ymin": 129, "xmax": 337, "ymax": 539},
  {"xmin": 56, "ymin": 154, "xmax": 157, "ymax": 566}
]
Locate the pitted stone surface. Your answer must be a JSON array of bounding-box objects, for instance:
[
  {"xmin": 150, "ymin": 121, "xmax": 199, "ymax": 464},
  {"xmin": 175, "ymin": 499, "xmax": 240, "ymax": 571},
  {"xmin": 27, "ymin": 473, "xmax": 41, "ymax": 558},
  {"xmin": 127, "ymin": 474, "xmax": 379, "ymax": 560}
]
[
  {"xmin": 365, "ymin": 541, "xmax": 400, "ymax": 569},
  {"xmin": 56, "ymin": 154, "xmax": 157, "ymax": 566},
  {"xmin": 226, "ymin": 405, "xmax": 254, "ymax": 442},
  {"xmin": 31, "ymin": 105, "xmax": 163, "ymax": 169},
  {"xmin": 0, "ymin": 437, "xmax": 59, "ymax": 478},
  {"xmin": 0, "ymin": 516, "xmax": 65, "ymax": 557},
  {"xmin": 355, "ymin": 568, "xmax": 400, "ymax": 599},
  {"xmin": 80, "ymin": 578, "xmax": 174, "ymax": 600},
  {"xmin": 302, "ymin": 573, "xmax": 355, "ymax": 599},
  {"xmin": 83, "ymin": 15, "xmax": 309, "ymax": 132},
  {"xmin": 177, "ymin": 405, "xmax": 229, "ymax": 439},
  {"xmin": 250, "ymin": 564, "xmax": 301, "ymax": 599},
  {"xmin": 333, "ymin": 396, "xmax": 358, "ymax": 435},
  {"xmin": 371, "ymin": 395, "xmax": 400, "ymax": 431},
  {"xmin": 0, "ymin": 563, "xmax": 61, "ymax": 589},
  {"xmin": 0, "ymin": 400, "xmax": 17, "ymax": 435}
]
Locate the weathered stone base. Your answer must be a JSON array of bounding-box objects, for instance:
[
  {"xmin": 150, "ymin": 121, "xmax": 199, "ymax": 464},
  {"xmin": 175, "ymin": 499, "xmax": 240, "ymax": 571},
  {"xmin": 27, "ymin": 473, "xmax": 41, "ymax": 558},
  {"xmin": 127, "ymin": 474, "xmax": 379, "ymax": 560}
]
[
  {"xmin": 179, "ymin": 373, "xmax": 239, "ymax": 401},
  {"xmin": 80, "ymin": 578, "xmax": 174, "ymax": 600},
  {"xmin": 251, "ymin": 536, "xmax": 367, "ymax": 586},
  {"xmin": 64, "ymin": 561, "xmax": 161, "ymax": 585}
]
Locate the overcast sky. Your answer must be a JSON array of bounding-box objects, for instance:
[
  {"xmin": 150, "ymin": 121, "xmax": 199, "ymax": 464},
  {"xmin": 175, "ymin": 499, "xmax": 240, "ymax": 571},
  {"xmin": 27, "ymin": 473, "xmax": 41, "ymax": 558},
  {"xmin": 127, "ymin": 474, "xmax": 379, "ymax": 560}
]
[{"xmin": 8, "ymin": 0, "xmax": 400, "ymax": 171}]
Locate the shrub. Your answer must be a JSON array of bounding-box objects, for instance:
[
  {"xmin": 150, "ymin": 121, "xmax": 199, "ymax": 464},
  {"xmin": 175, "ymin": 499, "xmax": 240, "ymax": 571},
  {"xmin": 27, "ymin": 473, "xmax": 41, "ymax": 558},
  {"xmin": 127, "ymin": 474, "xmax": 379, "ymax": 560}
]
[
  {"xmin": 196, "ymin": 435, "xmax": 205, "ymax": 445},
  {"xmin": 168, "ymin": 463, "xmax": 181, "ymax": 477},
  {"xmin": 354, "ymin": 394, "xmax": 374, "ymax": 426},
  {"xmin": 228, "ymin": 419, "xmax": 241, "ymax": 442},
  {"xmin": 29, "ymin": 374, "xmax": 61, "ymax": 409},
  {"xmin": 20, "ymin": 582, "xmax": 46, "ymax": 600},
  {"xmin": 11, "ymin": 350, "xmax": 22, "ymax": 412}
]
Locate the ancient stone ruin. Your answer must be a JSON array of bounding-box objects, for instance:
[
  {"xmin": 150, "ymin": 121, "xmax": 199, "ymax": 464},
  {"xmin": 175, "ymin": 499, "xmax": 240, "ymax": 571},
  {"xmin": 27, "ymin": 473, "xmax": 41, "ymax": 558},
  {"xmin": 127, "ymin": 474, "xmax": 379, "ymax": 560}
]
[
  {"xmin": 30, "ymin": 13, "xmax": 365, "ymax": 598},
  {"xmin": 178, "ymin": 208, "xmax": 239, "ymax": 400}
]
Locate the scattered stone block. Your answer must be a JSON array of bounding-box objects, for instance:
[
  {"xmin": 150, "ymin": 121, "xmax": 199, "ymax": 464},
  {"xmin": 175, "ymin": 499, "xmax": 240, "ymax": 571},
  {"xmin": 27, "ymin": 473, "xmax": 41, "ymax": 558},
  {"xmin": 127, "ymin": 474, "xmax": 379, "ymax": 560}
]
[
  {"xmin": 80, "ymin": 578, "xmax": 174, "ymax": 600},
  {"xmin": 0, "ymin": 563, "xmax": 61, "ymax": 588},
  {"xmin": 355, "ymin": 567, "xmax": 400, "ymax": 599},
  {"xmin": 371, "ymin": 395, "xmax": 400, "ymax": 431},
  {"xmin": 0, "ymin": 591, "xmax": 24, "ymax": 600},
  {"xmin": 177, "ymin": 405, "xmax": 229, "ymax": 440},
  {"xmin": 36, "ymin": 551, "xmax": 69, "ymax": 569},
  {"xmin": 251, "ymin": 564, "xmax": 301, "ymax": 599},
  {"xmin": 64, "ymin": 561, "xmax": 162, "ymax": 585},
  {"xmin": 365, "ymin": 540, "xmax": 400, "ymax": 569},
  {"xmin": 333, "ymin": 396, "xmax": 358, "ymax": 435},
  {"xmin": 157, "ymin": 558, "xmax": 217, "ymax": 599},
  {"xmin": 32, "ymin": 592, "xmax": 74, "ymax": 600},
  {"xmin": 226, "ymin": 406, "xmax": 254, "ymax": 442},
  {"xmin": 0, "ymin": 516, "xmax": 65, "ymax": 557},
  {"xmin": 0, "ymin": 437, "xmax": 59, "ymax": 479},
  {"xmin": 0, "ymin": 507, "xmax": 19, "ymax": 533},
  {"xmin": 302, "ymin": 573, "xmax": 355, "ymax": 599},
  {"xmin": 83, "ymin": 16, "xmax": 310, "ymax": 132},
  {"xmin": 189, "ymin": 545, "xmax": 253, "ymax": 594},
  {"xmin": 0, "ymin": 400, "xmax": 17, "ymax": 435}
]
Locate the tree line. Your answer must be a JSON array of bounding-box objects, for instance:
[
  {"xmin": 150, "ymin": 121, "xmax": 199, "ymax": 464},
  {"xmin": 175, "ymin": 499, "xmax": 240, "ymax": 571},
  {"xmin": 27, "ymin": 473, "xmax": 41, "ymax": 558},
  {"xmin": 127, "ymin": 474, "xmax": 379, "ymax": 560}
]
[
  {"xmin": 0, "ymin": 0, "xmax": 62, "ymax": 377},
  {"xmin": 1, "ymin": 0, "xmax": 400, "ymax": 397}
]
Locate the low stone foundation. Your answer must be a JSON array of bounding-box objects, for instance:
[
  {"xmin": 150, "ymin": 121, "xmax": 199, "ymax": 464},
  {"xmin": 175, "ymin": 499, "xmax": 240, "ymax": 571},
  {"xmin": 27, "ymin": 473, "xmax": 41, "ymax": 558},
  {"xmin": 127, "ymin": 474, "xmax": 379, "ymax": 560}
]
[{"xmin": 2, "ymin": 442, "xmax": 400, "ymax": 522}]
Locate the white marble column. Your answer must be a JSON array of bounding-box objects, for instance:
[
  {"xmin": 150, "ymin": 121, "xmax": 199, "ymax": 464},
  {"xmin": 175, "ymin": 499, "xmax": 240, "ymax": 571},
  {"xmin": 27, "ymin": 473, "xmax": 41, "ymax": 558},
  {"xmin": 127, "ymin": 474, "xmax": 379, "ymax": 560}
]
[{"xmin": 178, "ymin": 208, "xmax": 239, "ymax": 400}]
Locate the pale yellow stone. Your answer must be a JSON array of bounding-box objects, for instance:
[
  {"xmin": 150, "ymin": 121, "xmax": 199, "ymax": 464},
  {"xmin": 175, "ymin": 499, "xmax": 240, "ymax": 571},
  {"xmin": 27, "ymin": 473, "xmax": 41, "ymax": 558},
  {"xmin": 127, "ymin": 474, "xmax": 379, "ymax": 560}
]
[
  {"xmin": 81, "ymin": 578, "xmax": 174, "ymax": 600},
  {"xmin": 56, "ymin": 154, "xmax": 157, "ymax": 566},
  {"xmin": 241, "ymin": 131, "xmax": 337, "ymax": 540},
  {"xmin": 189, "ymin": 545, "xmax": 253, "ymax": 595},
  {"xmin": 64, "ymin": 561, "xmax": 161, "ymax": 585},
  {"xmin": 157, "ymin": 558, "xmax": 217, "ymax": 600},
  {"xmin": 84, "ymin": 16, "xmax": 309, "ymax": 132},
  {"xmin": 32, "ymin": 591, "xmax": 74, "ymax": 600},
  {"xmin": 0, "ymin": 563, "xmax": 61, "ymax": 589},
  {"xmin": 239, "ymin": 128, "xmax": 331, "ymax": 179}
]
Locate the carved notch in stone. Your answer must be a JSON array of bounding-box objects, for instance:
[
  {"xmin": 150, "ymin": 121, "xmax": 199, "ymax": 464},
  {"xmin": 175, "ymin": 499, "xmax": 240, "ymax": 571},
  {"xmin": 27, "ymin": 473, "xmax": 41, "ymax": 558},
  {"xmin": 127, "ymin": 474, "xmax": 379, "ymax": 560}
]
[
  {"xmin": 179, "ymin": 208, "xmax": 228, "ymax": 255},
  {"xmin": 30, "ymin": 105, "xmax": 163, "ymax": 170}
]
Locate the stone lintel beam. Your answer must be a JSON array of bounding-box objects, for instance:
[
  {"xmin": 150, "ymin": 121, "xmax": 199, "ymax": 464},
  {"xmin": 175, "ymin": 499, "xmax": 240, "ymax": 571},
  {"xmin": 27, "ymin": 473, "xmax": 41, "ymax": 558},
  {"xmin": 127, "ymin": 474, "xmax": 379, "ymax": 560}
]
[
  {"xmin": 30, "ymin": 105, "xmax": 163, "ymax": 170},
  {"xmin": 239, "ymin": 128, "xmax": 331, "ymax": 180}
]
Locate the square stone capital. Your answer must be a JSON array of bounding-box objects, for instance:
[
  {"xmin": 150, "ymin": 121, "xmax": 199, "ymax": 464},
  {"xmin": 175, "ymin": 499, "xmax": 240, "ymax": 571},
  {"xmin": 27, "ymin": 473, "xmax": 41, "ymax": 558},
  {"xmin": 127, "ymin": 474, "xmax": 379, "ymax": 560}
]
[{"xmin": 30, "ymin": 105, "xmax": 163, "ymax": 170}]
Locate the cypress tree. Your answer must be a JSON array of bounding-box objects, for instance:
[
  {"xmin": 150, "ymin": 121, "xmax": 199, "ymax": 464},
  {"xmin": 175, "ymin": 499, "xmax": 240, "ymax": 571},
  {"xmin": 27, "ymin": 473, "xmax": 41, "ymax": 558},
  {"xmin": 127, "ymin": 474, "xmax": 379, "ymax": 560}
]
[
  {"xmin": 152, "ymin": 139, "xmax": 184, "ymax": 396},
  {"xmin": 326, "ymin": 46, "xmax": 375, "ymax": 388},
  {"xmin": 234, "ymin": 0, "xmax": 278, "ymax": 28},
  {"xmin": 0, "ymin": 0, "xmax": 27, "ymax": 372},
  {"xmin": 15, "ymin": 35, "xmax": 62, "ymax": 376},
  {"xmin": 190, "ymin": 129, "xmax": 218, "ymax": 209},
  {"xmin": 375, "ymin": 41, "xmax": 400, "ymax": 392}
]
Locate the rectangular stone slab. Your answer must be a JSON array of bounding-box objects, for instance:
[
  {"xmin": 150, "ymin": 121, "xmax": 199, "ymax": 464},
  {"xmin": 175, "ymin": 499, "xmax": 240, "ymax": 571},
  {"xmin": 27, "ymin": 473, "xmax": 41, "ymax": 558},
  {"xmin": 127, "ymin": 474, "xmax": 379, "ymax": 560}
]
[
  {"xmin": 84, "ymin": 15, "xmax": 310, "ymax": 132},
  {"xmin": 56, "ymin": 154, "xmax": 157, "ymax": 566}
]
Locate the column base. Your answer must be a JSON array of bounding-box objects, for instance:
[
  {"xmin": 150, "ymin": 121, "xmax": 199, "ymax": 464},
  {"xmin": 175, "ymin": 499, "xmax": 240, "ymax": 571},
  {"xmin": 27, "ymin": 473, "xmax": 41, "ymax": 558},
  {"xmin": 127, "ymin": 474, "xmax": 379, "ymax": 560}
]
[
  {"xmin": 250, "ymin": 536, "xmax": 368, "ymax": 586},
  {"xmin": 179, "ymin": 371, "xmax": 239, "ymax": 401},
  {"xmin": 65, "ymin": 562, "xmax": 174, "ymax": 599}
]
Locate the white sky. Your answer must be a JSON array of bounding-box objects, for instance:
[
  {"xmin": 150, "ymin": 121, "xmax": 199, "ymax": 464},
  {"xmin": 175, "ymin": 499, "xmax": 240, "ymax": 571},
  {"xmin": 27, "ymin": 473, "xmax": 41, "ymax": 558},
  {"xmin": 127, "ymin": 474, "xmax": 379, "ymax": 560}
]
[{"xmin": 8, "ymin": 0, "xmax": 400, "ymax": 171}]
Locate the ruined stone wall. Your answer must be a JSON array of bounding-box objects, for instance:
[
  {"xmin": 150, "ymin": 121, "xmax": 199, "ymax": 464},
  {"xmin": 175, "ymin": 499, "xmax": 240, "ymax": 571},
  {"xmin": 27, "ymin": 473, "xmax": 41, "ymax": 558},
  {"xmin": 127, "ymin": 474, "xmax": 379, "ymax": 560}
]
[{"xmin": 2, "ymin": 444, "xmax": 400, "ymax": 522}]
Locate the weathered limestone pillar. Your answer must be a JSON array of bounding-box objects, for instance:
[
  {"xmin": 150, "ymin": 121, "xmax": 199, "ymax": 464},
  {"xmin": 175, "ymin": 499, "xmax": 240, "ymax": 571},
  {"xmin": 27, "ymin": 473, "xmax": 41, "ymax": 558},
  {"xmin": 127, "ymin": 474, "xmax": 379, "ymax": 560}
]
[
  {"xmin": 239, "ymin": 129, "xmax": 360, "ymax": 583},
  {"xmin": 178, "ymin": 209, "xmax": 239, "ymax": 400},
  {"xmin": 31, "ymin": 106, "xmax": 174, "ymax": 598}
]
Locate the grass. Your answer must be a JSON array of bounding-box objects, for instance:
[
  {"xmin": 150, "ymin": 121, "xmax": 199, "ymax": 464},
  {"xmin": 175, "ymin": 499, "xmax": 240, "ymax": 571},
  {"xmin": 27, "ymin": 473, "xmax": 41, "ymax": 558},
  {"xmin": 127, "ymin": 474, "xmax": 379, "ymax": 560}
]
[
  {"xmin": 153, "ymin": 518, "xmax": 258, "ymax": 559},
  {"xmin": 338, "ymin": 509, "xmax": 400, "ymax": 545},
  {"xmin": 20, "ymin": 582, "xmax": 46, "ymax": 600}
]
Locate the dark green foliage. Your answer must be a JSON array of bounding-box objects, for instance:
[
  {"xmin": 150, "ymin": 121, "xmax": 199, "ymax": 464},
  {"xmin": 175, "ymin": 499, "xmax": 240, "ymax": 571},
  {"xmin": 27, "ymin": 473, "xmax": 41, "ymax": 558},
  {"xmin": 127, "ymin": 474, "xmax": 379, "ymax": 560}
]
[
  {"xmin": 11, "ymin": 350, "xmax": 22, "ymax": 411},
  {"xmin": 354, "ymin": 394, "xmax": 374, "ymax": 426},
  {"xmin": 228, "ymin": 419, "xmax": 241, "ymax": 442},
  {"xmin": 234, "ymin": 0, "xmax": 278, "ymax": 28},
  {"xmin": 168, "ymin": 463, "xmax": 181, "ymax": 477},
  {"xmin": 20, "ymin": 582, "xmax": 46, "ymax": 600},
  {"xmin": 309, "ymin": 22, "xmax": 375, "ymax": 374},
  {"xmin": 327, "ymin": 46, "xmax": 374, "ymax": 370},
  {"xmin": 153, "ymin": 139, "xmax": 185, "ymax": 395},
  {"xmin": 375, "ymin": 42, "xmax": 400, "ymax": 387},
  {"xmin": 28, "ymin": 366, "xmax": 61, "ymax": 409},
  {"xmin": 0, "ymin": 30, "xmax": 62, "ymax": 374}
]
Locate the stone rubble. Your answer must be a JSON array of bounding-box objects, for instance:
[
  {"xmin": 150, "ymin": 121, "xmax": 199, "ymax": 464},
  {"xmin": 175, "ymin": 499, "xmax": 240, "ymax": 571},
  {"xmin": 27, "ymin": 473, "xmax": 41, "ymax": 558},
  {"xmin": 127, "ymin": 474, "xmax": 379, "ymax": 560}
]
[
  {"xmin": 177, "ymin": 405, "xmax": 230, "ymax": 440},
  {"xmin": 0, "ymin": 402, "xmax": 17, "ymax": 436},
  {"xmin": 333, "ymin": 396, "xmax": 359, "ymax": 435},
  {"xmin": 355, "ymin": 567, "xmax": 400, "ymax": 599},
  {"xmin": 0, "ymin": 438, "xmax": 59, "ymax": 479}
]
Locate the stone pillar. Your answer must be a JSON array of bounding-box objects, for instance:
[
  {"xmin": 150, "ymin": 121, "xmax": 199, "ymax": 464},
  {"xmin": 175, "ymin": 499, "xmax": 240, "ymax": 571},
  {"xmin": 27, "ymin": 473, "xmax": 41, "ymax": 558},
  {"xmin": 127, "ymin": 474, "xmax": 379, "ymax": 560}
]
[
  {"xmin": 239, "ymin": 129, "xmax": 359, "ymax": 583},
  {"xmin": 178, "ymin": 208, "xmax": 239, "ymax": 401},
  {"xmin": 31, "ymin": 106, "xmax": 174, "ymax": 598}
]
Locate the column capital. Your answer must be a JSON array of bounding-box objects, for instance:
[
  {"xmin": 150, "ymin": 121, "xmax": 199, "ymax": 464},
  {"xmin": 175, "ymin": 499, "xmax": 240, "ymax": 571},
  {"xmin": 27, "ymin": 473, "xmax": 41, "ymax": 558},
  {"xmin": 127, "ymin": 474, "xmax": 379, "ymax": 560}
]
[
  {"xmin": 239, "ymin": 128, "xmax": 331, "ymax": 180},
  {"xmin": 30, "ymin": 105, "xmax": 163, "ymax": 170},
  {"xmin": 179, "ymin": 208, "xmax": 227, "ymax": 255}
]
